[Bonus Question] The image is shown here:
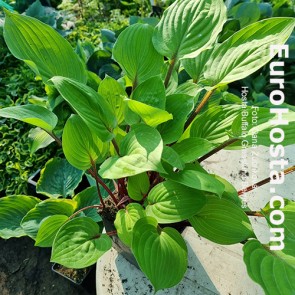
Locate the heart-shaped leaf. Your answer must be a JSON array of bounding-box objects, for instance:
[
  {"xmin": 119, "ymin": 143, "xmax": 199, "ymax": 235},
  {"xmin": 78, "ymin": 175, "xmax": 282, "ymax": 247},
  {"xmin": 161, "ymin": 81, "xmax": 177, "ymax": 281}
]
[
  {"xmin": 152, "ymin": 0, "xmax": 226, "ymax": 59},
  {"xmin": 37, "ymin": 158, "xmax": 84, "ymax": 198},
  {"xmin": 146, "ymin": 180, "xmax": 206, "ymax": 223},
  {"xmin": 127, "ymin": 173, "xmax": 150, "ymax": 201},
  {"xmin": 113, "ymin": 23, "xmax": 164, "ymax": 87},
  {"xmin": 114, "ymin": 203, "xmax": 146, "ymax": 247},
  {"xmin": 132, "ymin": 216, "xmax": 187, "ymax": 293},
  {"xmin": 189, "ymin": 196, "xmax": 255, "ymax": 244},
  {"xmin": 4, "ymin": 10, "xmax": 86, "ymax": 83},
  {"xmin": 0, "ymin": 196, "xmax": 40, "ymax": 239},
  {"xmin": 21, "ymin": 199, "xmax": 77, "ymax": 239},
  {"xmin": 51, "ymin": 76, "xmax": 116, "ymax": 142},
  {"xmin": 243, "ymin": 239, "xmax": 295, "ymax": 295},
  {"xmin": 99, "ymin": 124, "xmax": 164, "ymax": 179},
  {"xmin": 51, "ymin": 216, "xmax": 112, "ymax": 268},
  {"xmin": 63, "ymin": 115, "xmax": 109, "ymax": 170},
  {"xmin": 0, "ymin": 105, "xmax": 58, "ymax": 132},
  {"xmin": 35, "ymin": 215, "xmax": 68, "ymax": 247},
  {"xmin": 204, "ymin": 18, "xmax": 295, "ymax": 87}
]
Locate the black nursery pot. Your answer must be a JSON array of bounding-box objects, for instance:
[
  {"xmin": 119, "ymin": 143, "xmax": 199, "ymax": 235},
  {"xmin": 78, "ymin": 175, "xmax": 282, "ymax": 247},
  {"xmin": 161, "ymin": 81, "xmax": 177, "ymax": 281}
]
[{"xmin": 52, "ymin": 263, "xmax": 93, "ymax": 285}]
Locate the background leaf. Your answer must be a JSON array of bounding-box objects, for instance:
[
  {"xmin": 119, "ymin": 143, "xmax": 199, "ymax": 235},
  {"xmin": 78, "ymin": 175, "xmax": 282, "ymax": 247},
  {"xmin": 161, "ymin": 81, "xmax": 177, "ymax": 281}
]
[
  {"xmin": 204, "ymin": 18, "xmax": 295, "ymax": 87},
  {"xmin": 113, "ymin": 23, "xmax": 164, "ymax": 86},
  {"xmin": 51, "ymin": 76, "xmax": 116, "ymax": 142},
  {"xmin": 0, "ymin": 105, "xmax": 58, "ymax": 132},
  {"xmin": 37, "ymin": 158, "xmax": 84, "ymax": 198},
  {"xmin": 73, "ymin": 186, "xmax": 102, "ymax": 222},
  {"xmin": 51, "ymin": 217, "xmax": 112, "ymax": 268},
  {"xmin": 132, "ymin": 217, "xmax": 187, "ymax": 293},
  {"xmin": 158, "ymin": 94, "xmax": 194, "ymax": 144},
  {"xmin": 0, "ymin": 196, "xmax": 40, "ymax": 239},
  {"xmin": 98, "ymin": 76, "xmax": 127, "ymax": 125},
  {"xmin": 152, "ymin": 0, "xmax": 226, "ymax": 59},
  {"xmin": 4, "ymin": 11, "xmax": 86, "ymax": 83}
]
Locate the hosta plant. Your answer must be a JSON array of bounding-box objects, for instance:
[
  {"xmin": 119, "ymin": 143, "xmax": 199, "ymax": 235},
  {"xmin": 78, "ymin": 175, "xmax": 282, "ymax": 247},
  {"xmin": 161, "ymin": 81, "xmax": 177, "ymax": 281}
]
[{"xmin": 0, "ymin": 0, "xmax": 295, "ymax": 293}]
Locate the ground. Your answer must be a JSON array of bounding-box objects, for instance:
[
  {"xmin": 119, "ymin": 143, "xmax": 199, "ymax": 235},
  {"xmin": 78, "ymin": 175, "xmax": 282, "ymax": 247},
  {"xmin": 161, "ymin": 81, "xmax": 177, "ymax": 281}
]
[{"xmin": 0, "ymin": 237, "xmax": 96, "ymax": 295}]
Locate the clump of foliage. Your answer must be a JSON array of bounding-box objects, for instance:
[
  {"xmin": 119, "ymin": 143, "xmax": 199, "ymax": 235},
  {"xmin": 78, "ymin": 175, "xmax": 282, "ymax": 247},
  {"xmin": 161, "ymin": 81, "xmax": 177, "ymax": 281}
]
[
  {"xmin": 0, "ymin": 32, "xmax": 57, "ymax": 196},
  {"xmin": 0, "ymin": 1, "xmax": 295, "ymax": 294}
]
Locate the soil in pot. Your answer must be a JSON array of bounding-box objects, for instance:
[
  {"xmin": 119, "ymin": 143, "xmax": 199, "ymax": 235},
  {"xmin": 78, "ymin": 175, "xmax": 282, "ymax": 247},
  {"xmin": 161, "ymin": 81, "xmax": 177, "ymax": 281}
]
[{"xmin": 52, "ymin": 263, "xmax": 92, "ymax": 285}]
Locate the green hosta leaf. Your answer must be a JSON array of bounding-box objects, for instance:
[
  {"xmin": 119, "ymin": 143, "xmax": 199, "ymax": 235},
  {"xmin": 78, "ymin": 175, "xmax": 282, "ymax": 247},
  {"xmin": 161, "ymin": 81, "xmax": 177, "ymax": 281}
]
[
  {"xmin": 28, "ymin": 127, "xmax": 55, "ymax": 154},
  {"xmin": 21, "ymin": 199, "xmax": 77, "ymax": 239},
  {"xmin": 163, "ymin": 169, "xmax": 225, "ymax": 197},
  {"xmin": 127, "ymin": 173, "xmax": 150, "ymax": 201},
  {"xmin": 262, "ymin": 199, "xmax": 295, "ymax": 262},
  {"xmin": 114, "ymin": 203, "xmax": 146, "ymax": 247},
  {"xmin": 37, "ymin": 158, "xmax": 84, "ymax": 198},
  {"xmin": 125, "ymin": 99, "xmax": 172, "ymax": 127},
  {"xmin": 204, "ymin": 18, "xmax": 295, "ymax": 87},
  {"xmin": 146, "ymin": 180, "xmax": 206, "ymax": 223},
  {"xmin": 0, "ymin": 196, "xmax": 40, "ymax": 239},
  {"xmin": 131, "ymin": 76, "xmax": 166, "ymax": 109},
  {"xmin": 152, "ymin": 0, "xmax": 226, "ymax": 59},
  {"xmin": 0, "ymin": 105, "xmax": 58, "ymax": 132},
  {"xmin": 243, "ymin": 240, "xmax": 295, "ymax": 295},
  {"xmin": 51, "ymin": 76, "xmax": 116, "ymax": 142},
  {"xmin": 132, "ymin": 217, "xmax": 187, "ymax": 292},
  {"xmin": 182, "ymin": 48, "xmax": 213, "ymax": 82},
  {"xmin": 99, "ymin": 124, "xmax": 164, "ymax": 179},
  {"xmin": 98, "ymin": 76, "xmax": 127, "ymax": 125},
  {"xmin": 172, "ymin": 137, "xmax": 216, "ymax": 163},
  {"xmin": 185, "ymin": 105, "xmax": 241, "ymax": 145},
  {"xmin": 35, "ymin": 215, "xmax": 68, "ymax": 247},
  {"xmin": 51, "ymin": 217, "xmax": 112, "ymax": 268},
  {"xmin": 231, "ymin": 108, "xmax": 295, "ymax": 147},
  {"xmin": 213, "ymin": 175, "xmax": 243, "ymax": 208},
  {"xmin": 189, "ymin": 197, "xmax": 255, "ymax": 244},
  {"xmin": 4, "ymin": 11, "xmax": 86, "ymax": 83},
  {"xmin": 113, "ymin": 24, "xmax": 164, "ymax": 86},
  {"xmin": 63, "ymin": 115, "xmax": 109, "ymax": 170},
  {"xmin": 158, "ymin": 94, "xmax": 194, "ymax": 144},
  {"xmin": 73, "ymin": 187, "xmax": 102, "ymax": 222},
  {"xmin": 174, "ymin": 82, "xmax": 203, "ymax": 100},
  {"xmin": 162, "ymin": 146, "xmax": 185, "ymax": 170}
]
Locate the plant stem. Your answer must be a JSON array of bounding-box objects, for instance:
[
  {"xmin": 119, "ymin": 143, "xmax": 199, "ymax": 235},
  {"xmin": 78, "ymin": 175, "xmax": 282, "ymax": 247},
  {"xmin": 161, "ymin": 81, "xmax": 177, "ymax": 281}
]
[
  {"xmin": 184, "ymin": 88, "xmax": 216, "ymax": 130},
  {"xmin": 68, "ymin": 205, "xmax": 102, "ymax": 220},
  {"xmin": 238, "ymin": 165, "xmax": 295, "ymax": 196},
  {"xmin": 198, "ymin": 138, "xmax": 239, "ymax": 163},
  {"xmin": 245, "ymin": 211, "xmax": 264, "ymax": 217},
  {"xmin": 47, "ymin": 131, "xmax": 62, "ymax": 146},
  {"xmin": 164, "ymin": 57, "xmax": 176, "ymax": 88},
  {"xmin": 106, "ymin": 230, "xmax": 117, "ymax": 236},
  {"xmin": 112, "ymin": 138, "xmax": 120, "ymax": 156}
]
